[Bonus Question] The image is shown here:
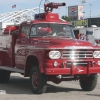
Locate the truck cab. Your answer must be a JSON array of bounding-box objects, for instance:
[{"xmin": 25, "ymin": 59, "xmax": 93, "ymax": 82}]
[{"xmin": 0, "ymin": 2, "xmax": 100, "ymax": 94}]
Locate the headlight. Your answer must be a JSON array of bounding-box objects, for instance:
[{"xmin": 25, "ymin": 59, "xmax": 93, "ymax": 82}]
[
  {"xmin": 93, "ymin": 51, "xmax": 100, "ymax": 58},
  {"xmin": 49, "ymin": 51, "xmax": 61, "ymax": 59}
]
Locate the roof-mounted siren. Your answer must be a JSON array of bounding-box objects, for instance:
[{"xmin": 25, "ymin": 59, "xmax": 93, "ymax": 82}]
[{"xmin": 44, "ymin": 2, "xmax": 66, "ymax": 12}]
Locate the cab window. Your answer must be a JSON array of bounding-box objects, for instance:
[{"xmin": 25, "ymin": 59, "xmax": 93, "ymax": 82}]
[
  {"xmin": 30, "ymin": 23, "xmax": 74, "ymax": 38},
  {"xmin": 21, "ymin": 25, "xmax": 30, "ymax": 38}
]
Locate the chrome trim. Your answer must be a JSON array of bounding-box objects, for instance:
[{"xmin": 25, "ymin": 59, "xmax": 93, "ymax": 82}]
[
  {"xmin": 64, "ymin": 46, "xmax": 93, "ymax": 49},
  {"xmin": 26, "ymin": 46, "xmax": 100, "ymax": 50},
  {"xmin": 67, "ymin": 62, "xmax": 88, "ymax": 66},
  {"xmin": 0, "ymin": 66, "xmax": 24, "ymax": 73},
  {"xmin": 73, "ymin": 63, "xmax": 87, "ymax": 65}
]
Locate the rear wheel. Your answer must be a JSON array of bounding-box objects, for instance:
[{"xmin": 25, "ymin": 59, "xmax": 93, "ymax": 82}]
[
  {"xmin": 79, "ymin": 74, "xmax": 98, "ymax": 91},
  {"xmin": 30, "ymin": 66, "xmax": 47, "ymax": 94},
  {"xmin": 0, "ymin": 69, "xmax": 11, "ymax": 83}
]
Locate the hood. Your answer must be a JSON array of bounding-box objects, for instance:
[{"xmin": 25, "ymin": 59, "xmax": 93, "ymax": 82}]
[{"xmin": 31, "ymin": 37, "xmax": 93, "ymax": 49}]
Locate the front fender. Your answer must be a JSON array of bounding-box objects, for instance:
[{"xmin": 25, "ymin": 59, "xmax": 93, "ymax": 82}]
[{"xmin": 25, "ymin": 52, "xmax": 45, "ymax": 73}]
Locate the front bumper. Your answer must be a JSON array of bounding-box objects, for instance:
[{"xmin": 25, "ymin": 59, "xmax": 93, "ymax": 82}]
[
  {"xmin": 45, "ymin": 67, "xmax": 100, "ymax": 75},
  {"xmin": 45, "ymin": 61, "xmax": 100, "ymax": 75}
]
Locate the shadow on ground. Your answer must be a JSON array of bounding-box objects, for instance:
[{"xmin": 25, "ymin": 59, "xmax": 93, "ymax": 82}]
[
  {"xmin": 0, "ymin": 75, "xmax": 82, "ymax": 95},
  {"xmin": 46, "ymin": 84, "xmax": 81, "ymax": 93}
]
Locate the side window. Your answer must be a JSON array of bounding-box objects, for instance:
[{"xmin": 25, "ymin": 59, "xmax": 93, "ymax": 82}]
[
  {"xmin": 63, "ymin": 26, "xmax": 71, "ymax": 37},
  {"xmin": 21, "ymin": 25, "xmax": 29, "ymax": 38}
]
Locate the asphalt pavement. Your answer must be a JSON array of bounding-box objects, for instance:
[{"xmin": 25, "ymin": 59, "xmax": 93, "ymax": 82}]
[{"xmin": 0, "ymin": 73, "xmax": 100, "ymax": 100}]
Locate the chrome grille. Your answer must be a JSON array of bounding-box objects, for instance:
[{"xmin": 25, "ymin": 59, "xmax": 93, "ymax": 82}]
[{"xmin": 62, "ymin": 50, "xmax": 93, "ymax": 59}]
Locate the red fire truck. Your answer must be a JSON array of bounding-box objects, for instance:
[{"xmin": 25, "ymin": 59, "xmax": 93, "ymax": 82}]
[{"xmin": 0, "ymin": 2, "xmax": 100, "ymax": 94}]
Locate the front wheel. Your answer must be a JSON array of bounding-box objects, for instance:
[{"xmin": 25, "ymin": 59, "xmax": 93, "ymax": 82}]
[
  {"xmin": 30, "ymin": 66, "xmax": 47, "ymax": 94},
  {"xmin": 79, "ymin": 74, "xmax": 98, "ymax": 91}
]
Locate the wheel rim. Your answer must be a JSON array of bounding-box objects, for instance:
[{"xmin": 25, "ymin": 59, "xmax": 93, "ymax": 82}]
[{"xmin": 32, "ymin": 72, "xmax": 39, "ymax": 88}]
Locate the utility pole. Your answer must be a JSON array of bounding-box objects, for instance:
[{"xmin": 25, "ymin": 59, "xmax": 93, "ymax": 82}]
[
  {"xmin": 66, "ymin": 6, "xmax": 68, "ymax": 17},
  {"xmin": 89, "ymin": 3, "xmax": 92, "ymax": 27}
]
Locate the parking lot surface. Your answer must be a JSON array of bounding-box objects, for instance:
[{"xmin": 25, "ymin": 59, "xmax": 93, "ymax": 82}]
[{"xmin": 0, "ymin": 73, "xmax": 100, "ymax": 100}]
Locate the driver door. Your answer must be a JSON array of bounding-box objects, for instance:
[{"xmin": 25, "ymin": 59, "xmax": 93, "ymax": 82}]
[{"xmin": 15, "ymin": 25, "xmax": 30, "ymax": 69}]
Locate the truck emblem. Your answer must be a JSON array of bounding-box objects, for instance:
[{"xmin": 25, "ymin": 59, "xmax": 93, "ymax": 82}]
[{"xmin": 78, "ymin": 68, "xmax": 84, "ymax": 73}]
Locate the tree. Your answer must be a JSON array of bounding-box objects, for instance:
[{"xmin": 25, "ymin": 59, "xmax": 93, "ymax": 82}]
[{"xmin": 61, "ymin": 15, "xmax": 71, "ymax": 21}]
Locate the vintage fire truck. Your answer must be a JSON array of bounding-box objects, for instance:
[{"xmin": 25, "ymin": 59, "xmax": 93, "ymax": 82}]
[{"xmin": 0, "ymin": 2, "xmax": 100, "ymax": 94}]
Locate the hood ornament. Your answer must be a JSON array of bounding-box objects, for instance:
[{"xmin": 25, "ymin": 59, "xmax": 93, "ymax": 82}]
[{"xmin": 78, "ymin": 68, "xmax": 84, "ymax": 73}]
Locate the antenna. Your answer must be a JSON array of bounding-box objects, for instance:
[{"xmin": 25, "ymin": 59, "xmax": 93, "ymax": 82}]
[
  {"xmin": 39, "ymin": 0, "xmax": 44, "ymax": 14},
  {"xmin": 39, "ymin": 0, "xmax": 50, "ymax": 13}
]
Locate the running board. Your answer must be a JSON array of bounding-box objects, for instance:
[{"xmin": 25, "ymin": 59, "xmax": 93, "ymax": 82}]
[{"xmin": 0, "ymin": 66, "xmax": 24, "ymax": 73}]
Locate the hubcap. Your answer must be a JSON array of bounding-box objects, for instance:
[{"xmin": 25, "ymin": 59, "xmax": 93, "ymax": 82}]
[{"xmin": 32, "ymin": 72, "xmax": 39, "ymax": 88}]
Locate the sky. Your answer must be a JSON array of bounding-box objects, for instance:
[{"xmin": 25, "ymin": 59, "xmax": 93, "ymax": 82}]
[{"xmin": 0, "ymin": 0, "xmax": 100, "ymax": 18}]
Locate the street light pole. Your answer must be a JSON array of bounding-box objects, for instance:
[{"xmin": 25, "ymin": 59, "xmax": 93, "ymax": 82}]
[
  {"xmin": 81, "ymin": 0, "xmax": 86, "ymax": 19},
  {"xmin": 89, "ymin": 4, "xmax": 92, "ymax": 18}
]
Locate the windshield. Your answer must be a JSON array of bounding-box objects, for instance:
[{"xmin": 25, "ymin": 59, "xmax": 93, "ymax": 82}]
[{"xmin": 30, "ymin": 23, "xmax": 75, "ymax": 38}]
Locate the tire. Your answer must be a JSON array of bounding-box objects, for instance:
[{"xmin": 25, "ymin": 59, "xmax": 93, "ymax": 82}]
[
  {"xmin": 30, "ymin": 66, "xmax": 47, "ymax": 94},
  {"xmin": 0, "ymin": 69, "xmax": 11, "ymax": 83},
  {"xmin": 79, "ymin": 74, "xmax": 98, "ymax": 91}
]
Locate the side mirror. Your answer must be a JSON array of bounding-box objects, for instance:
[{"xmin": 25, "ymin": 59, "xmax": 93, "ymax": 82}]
[
  {"xmin": 21, "ymin": 33, "xmax": 25, "ymax": 38},
  {"xmin": 11, "ymin": 30, "xmax": 18, "ymax": 35}
]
